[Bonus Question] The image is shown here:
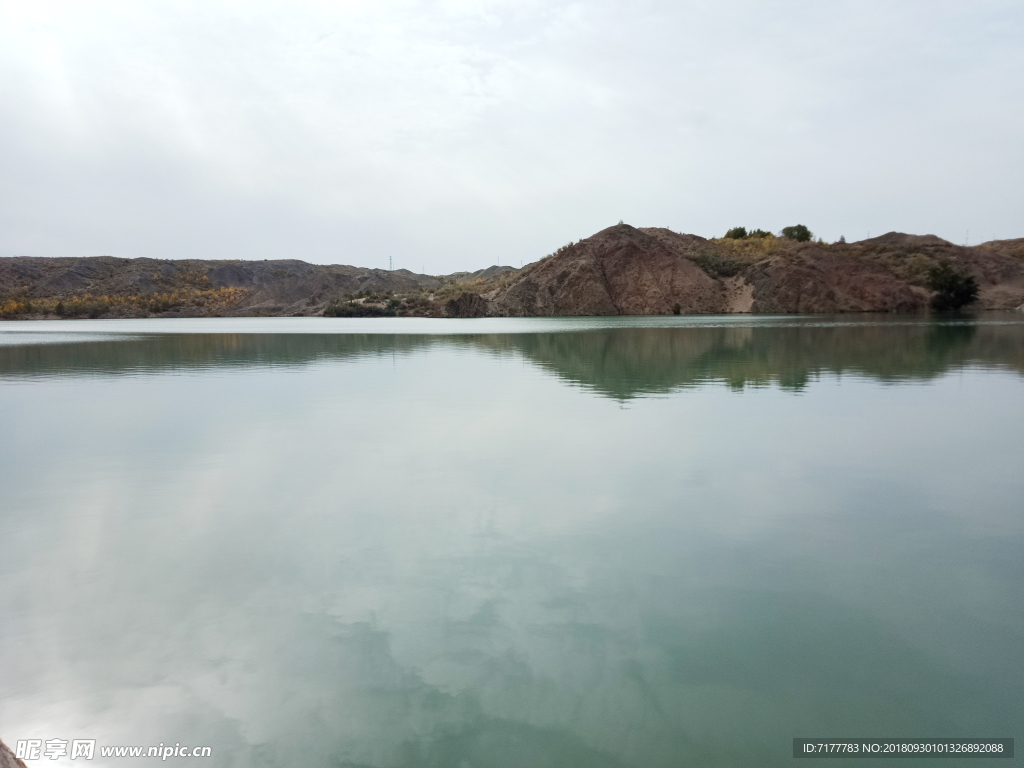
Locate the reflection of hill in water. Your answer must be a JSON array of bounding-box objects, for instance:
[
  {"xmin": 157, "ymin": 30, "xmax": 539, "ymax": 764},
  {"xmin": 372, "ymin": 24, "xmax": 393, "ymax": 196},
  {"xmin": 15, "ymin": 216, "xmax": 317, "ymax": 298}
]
[
  {"xmin": 0, "ymin": 333, "xmax": 430, "ymax": 377},
  {"xmin": 2, "ymin": 321, "xmax": 1022, "ymax": 398},
  {"xmin": 490, "ymin": 321, "xmax": 1024, "ymax": 398}
]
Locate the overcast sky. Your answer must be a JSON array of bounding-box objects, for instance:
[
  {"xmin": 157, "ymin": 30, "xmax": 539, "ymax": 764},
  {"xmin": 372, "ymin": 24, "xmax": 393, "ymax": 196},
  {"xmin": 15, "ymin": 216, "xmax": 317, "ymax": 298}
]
[{"xmin": 1, "ymin": 1, "xmax": 1021, "ymax": 272}]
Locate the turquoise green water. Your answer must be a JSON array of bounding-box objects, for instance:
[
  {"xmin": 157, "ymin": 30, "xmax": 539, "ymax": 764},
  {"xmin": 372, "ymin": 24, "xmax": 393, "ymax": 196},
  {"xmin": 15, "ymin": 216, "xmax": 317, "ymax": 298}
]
[{"xmin": 1, "ymin": 315, "xmax": 1022, "ymax": 767}]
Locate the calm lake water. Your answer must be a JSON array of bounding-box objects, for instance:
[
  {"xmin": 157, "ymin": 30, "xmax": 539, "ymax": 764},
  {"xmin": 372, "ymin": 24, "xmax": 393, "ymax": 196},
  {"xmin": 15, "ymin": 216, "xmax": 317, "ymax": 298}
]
[{"xmin": 1, "ymin": 315, "xmax": 1022, "ymax": 768}]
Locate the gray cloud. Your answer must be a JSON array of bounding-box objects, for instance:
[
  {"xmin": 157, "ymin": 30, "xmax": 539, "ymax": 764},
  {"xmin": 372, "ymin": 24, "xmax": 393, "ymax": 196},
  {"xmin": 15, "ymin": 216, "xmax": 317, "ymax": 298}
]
[{"xmin": 1, "ymin": 0, "xmax": 1021, "ymax": 271}]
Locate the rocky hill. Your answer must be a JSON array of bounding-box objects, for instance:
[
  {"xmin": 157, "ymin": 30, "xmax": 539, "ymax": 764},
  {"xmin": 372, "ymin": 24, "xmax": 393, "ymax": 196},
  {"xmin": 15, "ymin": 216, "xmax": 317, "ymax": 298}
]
[
  {"xmin": 0, "ymin": 256, "xmax": 523, "ymax": 319},
  {"xmin": 0, "ymin": 256, "xmax": 448, "ymax": 317},
  {"xmin": 2, "ymin": 224, "xmax": 1023, "ymax": 319},
  {"xmin": 485, "ymin": 225, "xmax": 1024, "ymax": 317}
]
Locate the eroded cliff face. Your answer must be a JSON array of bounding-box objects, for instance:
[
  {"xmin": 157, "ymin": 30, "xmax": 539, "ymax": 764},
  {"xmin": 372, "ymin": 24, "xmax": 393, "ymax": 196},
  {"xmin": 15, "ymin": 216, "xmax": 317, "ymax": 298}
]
[
  {"xmin": 0, "ymin": 739, "xmax": 27, "ymax": 768},
  {"xmin": 490, "ymin": 226, "xmax": 721, "ymax": 316},
  {"xmin": 487, "ymin": 224, "xmax": 1024, "ymax": 316}
]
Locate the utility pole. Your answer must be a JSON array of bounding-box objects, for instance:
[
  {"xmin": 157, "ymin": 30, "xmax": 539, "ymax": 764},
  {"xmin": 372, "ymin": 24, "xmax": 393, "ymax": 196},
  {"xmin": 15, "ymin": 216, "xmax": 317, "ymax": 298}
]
[{"xmin": 389, "ymin": 255, "xmax": 392, "ymax": 271}]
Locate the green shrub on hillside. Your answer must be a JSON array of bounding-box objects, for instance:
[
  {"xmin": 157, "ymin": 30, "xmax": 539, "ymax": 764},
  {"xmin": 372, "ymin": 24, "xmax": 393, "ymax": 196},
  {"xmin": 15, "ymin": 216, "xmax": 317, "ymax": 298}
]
[
  {"xmin": 781, "ymin": 224, "xmax": 813, "ymax": 242},
  {"xmin": 52, "ymin": 298, "xmax": 111, "ymax": 318},
  {"xmin": 695, "ymin": 251, "xmax": 744, "ymax": 278},
  {"xmin": 724, "ymin": 227, "xmax": 774, "ymax": 240},
  {"xmin": 323, "ymin": 299, "xmax": 396, "ymax": 317},
  {"xmin": 927, "ymin": 263, "xmax": 978, "ymax": 312}
]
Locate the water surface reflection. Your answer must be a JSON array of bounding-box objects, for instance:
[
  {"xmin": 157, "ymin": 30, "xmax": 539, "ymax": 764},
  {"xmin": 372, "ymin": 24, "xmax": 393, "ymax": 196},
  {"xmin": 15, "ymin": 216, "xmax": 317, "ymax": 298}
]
[
  {"xmin": 0, "ymin": 317, "xmax": 1021, "ymax": 767},
  {"xmin": 2, "ymin": 317, "xmax": 1022, "ymax": 397}
]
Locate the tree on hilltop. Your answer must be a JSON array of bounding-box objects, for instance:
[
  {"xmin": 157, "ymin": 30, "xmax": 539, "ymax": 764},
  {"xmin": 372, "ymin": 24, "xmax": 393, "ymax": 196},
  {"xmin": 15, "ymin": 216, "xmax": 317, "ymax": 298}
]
[{"xmin": 781, "ymin": 224, "xmax": 812, "ymax": 242}]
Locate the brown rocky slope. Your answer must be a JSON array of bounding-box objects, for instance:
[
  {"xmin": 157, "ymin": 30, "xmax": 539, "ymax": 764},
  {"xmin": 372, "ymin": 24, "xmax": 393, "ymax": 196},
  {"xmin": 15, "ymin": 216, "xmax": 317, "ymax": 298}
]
[
  {"xmin": 0, "ymin": 739, "xmax": 27, "ymax": 768},
  {"xmin": 0, "ymin": 256, "xmax": 447, "ymax": 318},
  {"xmin": 484, "ymin": 224, "xmax": 1024, "ymax": 316}
]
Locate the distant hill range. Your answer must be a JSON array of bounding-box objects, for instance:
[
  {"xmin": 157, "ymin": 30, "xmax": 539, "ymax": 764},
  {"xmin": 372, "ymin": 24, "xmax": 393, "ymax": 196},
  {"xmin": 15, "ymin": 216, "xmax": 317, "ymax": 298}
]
[{"xmin": 2, "ymin": 224, "xmax": 1023, "ymax": 319}]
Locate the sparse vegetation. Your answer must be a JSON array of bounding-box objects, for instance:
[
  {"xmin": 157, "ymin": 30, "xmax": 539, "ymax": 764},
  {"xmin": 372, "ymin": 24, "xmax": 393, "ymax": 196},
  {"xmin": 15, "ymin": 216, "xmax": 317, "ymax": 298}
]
[
  {"xmin": 322, "ymin": 289, "xmax": 444, "ymax": 317},
  {"xmin": 725, "ymin": 227, "xmax": 748, "ymax": 240},
  {"xmin": 543, "ymin": 243, "xmax": 575, "ymax": 261},
  {"xmin": 927, "ymin": 262, "xmax": 978, "ymax": 312},
  {"xmin": 323, "ymin": 299, "xmax": 396, "ymax": 317},
  {"xmin": 1, "ymin": 287, "xmax": 246, "ymax": 319}
]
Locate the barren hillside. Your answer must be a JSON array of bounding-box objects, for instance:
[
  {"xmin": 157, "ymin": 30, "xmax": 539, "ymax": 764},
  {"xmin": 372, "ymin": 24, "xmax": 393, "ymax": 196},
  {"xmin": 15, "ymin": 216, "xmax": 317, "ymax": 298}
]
[{"xmin": 3, "ymin": 224, "xmax": 1023, "ymax": 319}]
